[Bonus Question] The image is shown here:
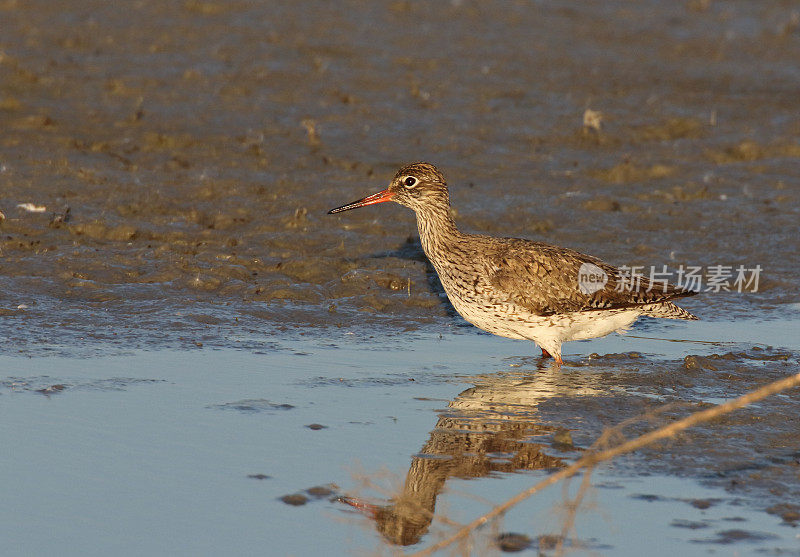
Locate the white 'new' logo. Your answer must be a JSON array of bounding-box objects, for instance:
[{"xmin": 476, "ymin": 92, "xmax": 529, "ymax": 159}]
[{"xmin": 577, "ymin": 262, "xmax": 608, "ymax": 295}]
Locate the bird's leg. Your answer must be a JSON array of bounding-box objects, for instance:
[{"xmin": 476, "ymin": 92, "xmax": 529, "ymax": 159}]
[{"xmin": 539, "ymin": 345, "xmax": 564, "ymax": 366}]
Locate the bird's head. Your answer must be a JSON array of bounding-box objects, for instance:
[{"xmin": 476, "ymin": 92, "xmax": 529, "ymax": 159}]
[{"xmin": 328, "ymin": 162, "xmax": 449, "ymax": 215}]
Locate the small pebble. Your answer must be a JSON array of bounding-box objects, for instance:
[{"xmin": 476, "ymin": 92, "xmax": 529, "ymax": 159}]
[
  {"xmin": 306, "ymin": 485, "xmax": 335, "ymax": 498},
  {"xmin": 495, "ymin": 532, "xmax": 531, "ymax": 552},
  {"xmin": 583, "ymin": 108, "xmax": 603, "ymax": 131},
  {"xmin": 36, "ymin": 384, "xmax": 66, "ymax": 395},
  {"xmin": 766, "ymin": 503, "xmax": 800, "ymax": 524},
  {"xmin": 17, "ymin": 203, "xmax": 47, "ymax": 212},
  {"xmin": 552, "ymin": 428, "xmax": 573, "ymax": 447},
  {"xmin": 780, "ymin": 510, "xmax": 800, "ymax": 523},
  {"xmin": 280, "ymin": 493, "xmax": 308, "ymax": 506}
]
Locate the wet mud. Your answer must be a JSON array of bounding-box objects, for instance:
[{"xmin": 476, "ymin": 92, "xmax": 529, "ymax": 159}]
[{"xmin": 1, "ymin": 0, "xmax": 799, "ymax": 354}]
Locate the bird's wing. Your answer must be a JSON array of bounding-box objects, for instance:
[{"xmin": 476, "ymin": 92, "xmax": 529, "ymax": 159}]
[{"xmin": 481, "ymin": 239, "xmax": 696, "ymax": 316}]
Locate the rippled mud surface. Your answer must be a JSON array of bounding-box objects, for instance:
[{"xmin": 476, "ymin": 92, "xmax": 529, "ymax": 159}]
[
  {"xmin": 1, "ymin": 0, "xmax": 799, "ymax": 354},
  {"xmin": 1, "ymin": 1, "xmax": 800, "ymax": 556}
]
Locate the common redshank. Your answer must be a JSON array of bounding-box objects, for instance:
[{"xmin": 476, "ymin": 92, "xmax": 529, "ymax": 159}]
[{"xmin": 328, "ymin": 162, "xmax": 697, "ymax": 365}]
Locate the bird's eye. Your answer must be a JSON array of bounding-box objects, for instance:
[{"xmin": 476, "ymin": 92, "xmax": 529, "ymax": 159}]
[{"xmin": 403, "ymin": 176, "xmax": 417, "ymax": 188}]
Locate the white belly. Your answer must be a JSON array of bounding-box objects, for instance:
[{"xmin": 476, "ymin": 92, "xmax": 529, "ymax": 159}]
[{"xmin": 450, "ymin": 296, "xmax": 641, "ymax": 345}]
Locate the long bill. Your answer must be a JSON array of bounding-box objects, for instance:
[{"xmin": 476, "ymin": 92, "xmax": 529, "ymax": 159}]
[{"xmin": 327, "ymin": 188, "xmax": 395, "ymax": 214}]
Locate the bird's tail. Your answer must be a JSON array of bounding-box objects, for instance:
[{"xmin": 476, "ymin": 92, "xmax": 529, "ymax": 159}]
[{"xmin": 641, "ymin": 302, "xmax": 698, "ymax": 320}]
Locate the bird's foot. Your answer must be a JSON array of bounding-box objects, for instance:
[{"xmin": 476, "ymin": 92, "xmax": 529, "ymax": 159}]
[{"xmin": 538, "ymin": 347, "xmax": 563, "ymax": 366}]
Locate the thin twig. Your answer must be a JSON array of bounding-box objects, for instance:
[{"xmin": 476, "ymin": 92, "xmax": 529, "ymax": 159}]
[
  {"xmin": 554, "ymin": 465, "xmax": 593, "ymax": 556},
  {"xmin": 551, "ymin": 402, "xmax": 686, "ymax": 554},
  {"xmin": 624, "ymin": 334, "xmax": 737, "ymax": 346},
  {"xmin": 410, "ymin": 371, "xmax": 800, "ymax": 557}
]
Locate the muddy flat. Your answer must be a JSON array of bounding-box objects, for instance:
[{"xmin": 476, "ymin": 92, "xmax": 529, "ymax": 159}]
[{"xmin": 1, "ymin": 1, "xmax": 799, "ymax": 555}]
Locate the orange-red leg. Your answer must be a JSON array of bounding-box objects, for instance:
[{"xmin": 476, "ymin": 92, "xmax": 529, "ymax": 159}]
[{"xmin": 540, "ymin": 347, "xmax": 563, "ymax": 365}]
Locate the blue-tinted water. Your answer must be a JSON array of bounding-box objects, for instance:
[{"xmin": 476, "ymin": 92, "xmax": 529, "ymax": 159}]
[{"xmin": 2, "ymin": 316, "xmax": 799, "ymax": 556}]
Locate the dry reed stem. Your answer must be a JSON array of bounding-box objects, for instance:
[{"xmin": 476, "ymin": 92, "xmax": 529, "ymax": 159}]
[
  {"xmin": 554, "ymin": 464, "xmax": 593, "ymax": 556},
  {"xmin": 410, "ymin": 371, "xmax": 800, "ymax": 557},
  {"xmin": 550, "ymin": 402, "xmax": 686, "ymax": 554}
]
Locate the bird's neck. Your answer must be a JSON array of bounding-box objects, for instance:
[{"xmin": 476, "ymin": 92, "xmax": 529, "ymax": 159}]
[{"xmin": 415, "ymin": 204, "xmax": 461, "ymax": 257}]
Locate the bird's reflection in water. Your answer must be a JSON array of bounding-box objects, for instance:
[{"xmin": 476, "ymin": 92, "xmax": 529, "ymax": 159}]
[{"xmin": 341, "ymin": 363, "xmax": 603, "ymax": 546}]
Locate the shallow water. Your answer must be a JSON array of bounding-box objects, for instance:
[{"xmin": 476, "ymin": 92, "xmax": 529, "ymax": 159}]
[
  {"xmin": 2, "ymin": 0, "xmax": 800, "ymax": 555},
  {"xmin": 2, "ymin": 319, "xmax": 800, "ymax": 556}
]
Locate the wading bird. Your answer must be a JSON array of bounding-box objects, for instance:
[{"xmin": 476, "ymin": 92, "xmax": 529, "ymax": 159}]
[{"xmin": 328, "ymin": 163, "xmax": 697, "ymax": 364}]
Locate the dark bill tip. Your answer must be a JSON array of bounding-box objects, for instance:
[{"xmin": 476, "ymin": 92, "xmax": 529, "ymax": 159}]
[{"xmin": 327, "ymin": 188, "xmax": 395, "ymax": 215}]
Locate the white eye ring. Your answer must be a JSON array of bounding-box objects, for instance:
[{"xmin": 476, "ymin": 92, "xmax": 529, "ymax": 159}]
[{"xmin": 403, "ymin": 176, "xmax": 417, "ymax": 188}]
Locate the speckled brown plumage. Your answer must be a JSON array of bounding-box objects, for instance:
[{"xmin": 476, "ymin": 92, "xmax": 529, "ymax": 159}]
[{"xmin": 329, "ymin": 162, "xmax": 698, "ymax": 364}]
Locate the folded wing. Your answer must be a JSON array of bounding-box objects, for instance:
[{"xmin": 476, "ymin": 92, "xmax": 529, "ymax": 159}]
[{"xmin": 483, "ymin": 239, "xmax": 696, "ymax": 316}]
